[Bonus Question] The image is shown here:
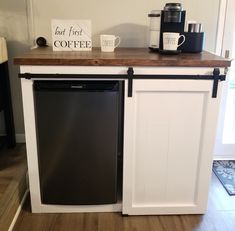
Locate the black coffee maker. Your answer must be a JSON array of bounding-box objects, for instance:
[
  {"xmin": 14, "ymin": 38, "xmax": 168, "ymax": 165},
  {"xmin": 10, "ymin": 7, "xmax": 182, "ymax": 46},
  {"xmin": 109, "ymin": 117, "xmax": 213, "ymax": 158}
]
[{"xmin": 159, "ymin": 3, "xmax": 186, "ymax": 50}]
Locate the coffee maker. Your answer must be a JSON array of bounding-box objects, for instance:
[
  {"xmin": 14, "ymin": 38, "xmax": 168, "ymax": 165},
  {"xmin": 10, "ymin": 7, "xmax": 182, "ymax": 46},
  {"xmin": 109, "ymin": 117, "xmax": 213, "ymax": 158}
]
[{"xmin": 159, "ymin": 3, "xmax": 186, "ymax": 50}]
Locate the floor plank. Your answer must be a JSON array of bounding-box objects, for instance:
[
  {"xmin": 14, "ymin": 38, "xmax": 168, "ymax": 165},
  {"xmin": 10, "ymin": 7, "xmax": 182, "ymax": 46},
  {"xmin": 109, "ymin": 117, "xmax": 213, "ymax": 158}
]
[
  {"xmin": 0, "ymin": 144, "xmax": 27, "ymax": 201},
  {"xmin": 0, "ymin": 144, "xmax": 27, "ymax": 231},
  {"xmin": 12, "ymin": 157, "xmax": 235, "ymax": 231}
]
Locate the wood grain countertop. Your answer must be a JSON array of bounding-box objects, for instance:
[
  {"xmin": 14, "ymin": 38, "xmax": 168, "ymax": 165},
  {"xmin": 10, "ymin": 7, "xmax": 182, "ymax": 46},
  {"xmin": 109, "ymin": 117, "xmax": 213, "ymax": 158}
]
[{"xmin": 14, "ymin": 47, "xmax": 231, "ymax": 67}]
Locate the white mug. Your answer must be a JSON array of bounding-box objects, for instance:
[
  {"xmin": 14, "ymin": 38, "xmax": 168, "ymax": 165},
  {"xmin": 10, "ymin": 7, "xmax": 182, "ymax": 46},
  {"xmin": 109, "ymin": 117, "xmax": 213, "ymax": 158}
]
[
  {"xmin": 100, "ymin": 35, "xmax": 121, "ymax": 52},
  {"xmin": 163, "ymin": 32, "xmax": 185, "ymax": 51}
]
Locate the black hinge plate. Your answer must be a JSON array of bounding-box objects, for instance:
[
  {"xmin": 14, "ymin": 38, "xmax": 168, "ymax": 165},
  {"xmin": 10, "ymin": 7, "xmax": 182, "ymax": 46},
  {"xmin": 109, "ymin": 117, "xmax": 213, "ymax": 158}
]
[{"xmin": 127, "ymin": 67, "xmax": 134, "ymax": 97}]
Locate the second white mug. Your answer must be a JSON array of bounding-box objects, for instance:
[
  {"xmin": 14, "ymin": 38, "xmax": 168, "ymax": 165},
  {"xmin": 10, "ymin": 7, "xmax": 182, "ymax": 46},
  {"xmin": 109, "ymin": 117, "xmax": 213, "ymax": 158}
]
[
  {"xmin": 100, "ymin": 35, "xmax": 121, "ymax": 52},
  {"xmin": 163, "ymin": 32, "xmax": 185, "ymax": 51}
]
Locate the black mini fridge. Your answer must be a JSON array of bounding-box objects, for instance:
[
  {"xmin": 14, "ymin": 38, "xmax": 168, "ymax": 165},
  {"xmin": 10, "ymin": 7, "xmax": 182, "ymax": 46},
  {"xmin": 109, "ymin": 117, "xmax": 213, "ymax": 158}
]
[{"xmin": 34, "ymin": 80, "xmax": 123, "ymax": 205}]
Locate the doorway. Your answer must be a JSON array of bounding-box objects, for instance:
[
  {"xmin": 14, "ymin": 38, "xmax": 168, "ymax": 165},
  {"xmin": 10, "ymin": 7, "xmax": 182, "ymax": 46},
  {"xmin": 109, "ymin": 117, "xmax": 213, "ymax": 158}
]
[{"xmin": 214, "ymin": 0, "xmax": 235, "ymax": 159}]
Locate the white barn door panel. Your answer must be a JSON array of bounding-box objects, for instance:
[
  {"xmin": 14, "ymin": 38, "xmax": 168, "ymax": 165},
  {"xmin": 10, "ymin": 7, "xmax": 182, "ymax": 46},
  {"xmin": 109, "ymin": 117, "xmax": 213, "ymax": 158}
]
[{"xmin": 123, "ymin": 79, "xmax": 222, "ymax": 215}]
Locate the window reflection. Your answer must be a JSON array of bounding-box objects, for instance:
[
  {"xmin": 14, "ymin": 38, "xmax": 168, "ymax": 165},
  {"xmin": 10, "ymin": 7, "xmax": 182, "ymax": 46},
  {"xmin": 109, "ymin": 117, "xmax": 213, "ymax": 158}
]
[{"xmin": 222, "ymin": 62, "xmax": 235, "ymax": 144}]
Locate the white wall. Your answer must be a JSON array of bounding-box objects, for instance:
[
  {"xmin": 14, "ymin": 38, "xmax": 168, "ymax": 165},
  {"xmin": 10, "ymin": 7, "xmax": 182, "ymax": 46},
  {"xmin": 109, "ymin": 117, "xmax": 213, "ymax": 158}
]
[
  {"xmin": 0, "ymin": 0, "xmax": 29, "ymax": 136},
  {"xmin": 0, "ymin": 0, "xmax": 221, "ymax": 138},
  {"xmin": 31, "ymin": 0, "xmax": 220, "ymax": 52}
]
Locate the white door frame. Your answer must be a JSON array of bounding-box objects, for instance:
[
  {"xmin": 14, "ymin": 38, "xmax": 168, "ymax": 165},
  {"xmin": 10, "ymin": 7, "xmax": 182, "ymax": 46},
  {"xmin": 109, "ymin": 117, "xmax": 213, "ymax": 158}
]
[
  {"xmin": 214, "ymin": 0, "xmax": 235, "ymax": 159},
  {"xmin": 215, "ymin": 0, "xmax": 228, "ymax": 56}
]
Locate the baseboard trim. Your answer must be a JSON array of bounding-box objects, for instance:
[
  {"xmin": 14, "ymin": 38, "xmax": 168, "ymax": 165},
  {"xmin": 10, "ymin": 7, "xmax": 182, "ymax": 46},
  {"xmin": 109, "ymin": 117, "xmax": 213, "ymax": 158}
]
[{"xmin": 8, "ymin": 189, "xmax": 29, "ymax": 231}]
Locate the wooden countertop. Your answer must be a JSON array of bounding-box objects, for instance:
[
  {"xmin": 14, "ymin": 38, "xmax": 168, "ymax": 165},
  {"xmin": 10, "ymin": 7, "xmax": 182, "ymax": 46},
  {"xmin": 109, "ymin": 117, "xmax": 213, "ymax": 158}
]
[{"xmin": 14, "ymin": 47, "xmax": 231, "ymax": 67}]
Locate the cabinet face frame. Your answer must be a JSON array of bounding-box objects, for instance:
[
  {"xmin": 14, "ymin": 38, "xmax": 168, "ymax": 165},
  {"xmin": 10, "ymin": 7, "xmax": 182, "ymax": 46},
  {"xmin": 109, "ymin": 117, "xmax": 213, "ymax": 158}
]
[
  {"xmin": 122, "ymin": 77, "xmax": 223, "ymax": 215},
  {"xmin": 21, "ymin": 77, "xmax": 124, "ymax": 213},
  {"xmin": 20, "ymin": 65, "xmax": 129, "ymax": 213},
  {"xmin": 20, "ymin": 66, "xmax": 223, "ymax": 214}
]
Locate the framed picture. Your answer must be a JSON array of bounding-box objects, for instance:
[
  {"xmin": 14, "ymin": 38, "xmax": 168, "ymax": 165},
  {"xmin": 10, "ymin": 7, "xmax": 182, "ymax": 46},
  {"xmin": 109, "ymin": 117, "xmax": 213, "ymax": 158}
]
[{"xmin": 51, "ymin": 19, "xmax": 92, "ymax": 51}]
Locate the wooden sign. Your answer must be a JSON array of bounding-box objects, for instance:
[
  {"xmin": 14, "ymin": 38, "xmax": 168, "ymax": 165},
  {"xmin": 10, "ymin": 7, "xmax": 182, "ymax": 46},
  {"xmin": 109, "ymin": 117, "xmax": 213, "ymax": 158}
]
[{"xmin": 51, "ymin": 20, "xmax": 92, "ymax": 51}]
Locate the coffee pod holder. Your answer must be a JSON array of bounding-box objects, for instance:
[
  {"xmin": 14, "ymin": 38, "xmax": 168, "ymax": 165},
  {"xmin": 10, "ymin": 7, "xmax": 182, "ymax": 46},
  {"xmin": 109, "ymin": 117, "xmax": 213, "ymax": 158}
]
[{"xmin": 180, "ymin": 32, "xmax": 204, "ymax": 53}]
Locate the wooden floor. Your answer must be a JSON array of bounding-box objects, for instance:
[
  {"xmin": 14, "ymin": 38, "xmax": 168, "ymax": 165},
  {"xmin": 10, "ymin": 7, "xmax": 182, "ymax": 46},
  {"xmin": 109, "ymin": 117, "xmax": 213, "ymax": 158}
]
[
  {"xmin": 12, "ymin": 163, "xmax": 235, "ymax": 231},
  {"xmin": 0, "ymin": 144, "xmax": 27, "ymax": 230},
  {"xmin": 0, "ymin": 144, "xmax": 26, "ymax": 198}
]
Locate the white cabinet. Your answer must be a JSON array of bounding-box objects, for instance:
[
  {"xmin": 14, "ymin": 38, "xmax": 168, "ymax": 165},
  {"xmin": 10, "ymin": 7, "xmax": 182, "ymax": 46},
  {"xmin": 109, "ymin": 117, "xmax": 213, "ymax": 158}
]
[
  {"xmin": 123, "ymin": 79, "xmax": 222, "ymax": 215},
  {"xmin": 19, "ymin": 65, "xmax": 224, "ymax": 214}
]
